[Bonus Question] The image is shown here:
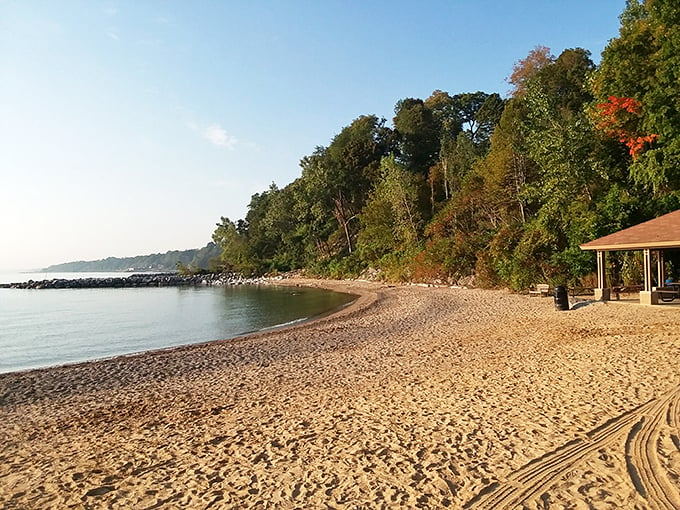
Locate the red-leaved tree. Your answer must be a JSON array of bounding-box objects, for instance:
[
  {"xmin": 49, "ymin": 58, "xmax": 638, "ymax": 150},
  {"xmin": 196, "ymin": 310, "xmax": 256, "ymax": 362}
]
[{"xmin": 596, "ymin": 95, "xmax": 658, "ymax": 158}]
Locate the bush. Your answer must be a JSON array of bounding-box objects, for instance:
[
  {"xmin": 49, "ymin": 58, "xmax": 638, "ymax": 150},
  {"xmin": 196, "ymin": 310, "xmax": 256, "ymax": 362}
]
[{"xmin": 621, "ymin": 251, "xmax": 643, "ymax": 285}]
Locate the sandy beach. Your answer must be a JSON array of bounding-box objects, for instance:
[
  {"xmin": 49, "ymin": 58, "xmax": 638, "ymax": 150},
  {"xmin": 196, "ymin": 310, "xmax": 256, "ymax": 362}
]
[{"xmin": 1, "ymin": 279, "xmax": 680, "ymax": 509}]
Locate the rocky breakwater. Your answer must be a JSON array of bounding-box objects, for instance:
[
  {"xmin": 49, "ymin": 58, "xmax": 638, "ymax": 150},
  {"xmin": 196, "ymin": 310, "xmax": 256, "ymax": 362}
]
[{"xmin": 0, "ymin": 272, "xmax": 267, "ymax": 290}]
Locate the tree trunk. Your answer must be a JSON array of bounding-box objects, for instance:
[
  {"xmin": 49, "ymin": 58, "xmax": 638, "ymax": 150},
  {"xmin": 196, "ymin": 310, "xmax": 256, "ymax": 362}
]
[{"xmin": 333, "ymin": 193, "xmax": 355, "ymax": 254}]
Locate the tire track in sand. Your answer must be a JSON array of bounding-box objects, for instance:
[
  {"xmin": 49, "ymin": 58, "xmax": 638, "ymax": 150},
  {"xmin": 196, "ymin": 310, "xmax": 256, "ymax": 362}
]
[
  {"xmin": 667, "ymin": 389, "xmax": 680, "ymax": 452},
  {"xmin": 626, "ymin": 390, "xmax": 680, "ymax": 509},
  {"xmin": 465, "ymin": 386, "xmax": 680, "ymax": 509}
]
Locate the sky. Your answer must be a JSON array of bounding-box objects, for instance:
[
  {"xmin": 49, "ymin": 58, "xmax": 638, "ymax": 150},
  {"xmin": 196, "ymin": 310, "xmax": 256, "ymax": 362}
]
[{"xmin": 0, "ymin": 0, "xmax": 627, "ymax": 270}]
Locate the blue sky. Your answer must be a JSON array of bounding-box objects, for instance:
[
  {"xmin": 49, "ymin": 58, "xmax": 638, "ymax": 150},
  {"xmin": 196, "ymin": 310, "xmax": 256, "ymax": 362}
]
[{"xmin": 0, "ymin": 1, "xmax": 626, "ymax": 270}]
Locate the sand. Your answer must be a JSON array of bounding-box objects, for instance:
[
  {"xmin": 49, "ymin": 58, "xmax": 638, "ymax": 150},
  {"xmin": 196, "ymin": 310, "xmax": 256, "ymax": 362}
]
[{"xmin": 1, "ymin": 279, "xmax": 680, "ymax": 509}]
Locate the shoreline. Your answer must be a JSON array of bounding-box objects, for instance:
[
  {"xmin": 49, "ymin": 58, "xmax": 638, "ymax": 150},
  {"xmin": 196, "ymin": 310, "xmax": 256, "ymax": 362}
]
[
  {"xmin": 0, "ymin": 278, "xmax": 373, "ymax": 379},
  {"xmin": 2, "ymin": 280, "xmax": 680, "ymax": 507}
]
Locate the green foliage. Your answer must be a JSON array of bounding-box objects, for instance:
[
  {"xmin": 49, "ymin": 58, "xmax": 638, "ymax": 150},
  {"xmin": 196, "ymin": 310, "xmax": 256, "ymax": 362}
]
[
  {"xmin": 212, "ymin": 216, "xmax": 253, "ymax": 274},
  {"xmin": 454, "ymin": 91, "xmax": 505, "ymax": 151},
  {"xmin": 176, "ymin": 261, "xmax": 191, "ymax": 275},
  {"xmin": 375, "ymin": 250, "xmax": 421, "ymax": 282},
  {"xmin": 176, "ymin": 261, "xmax": 210, "ymax": 276},
  {"xmin": 420, "ymin": 175, "xmax": 496, "ymax": 283},
  {"xmin": 393, "ymin": 98, "xmax": 440, "ymax": 175},
  {"xmin": 326, "ymin": 253, "xmax": 365, "ymax": 279},
  {"xmin": 355, "ymin": 189, "xmax": 395, "ymax": 264},
  {"xmin": 299, "ymin": 115, "xmax": 395, "ymax": 257},
  {"xmin": 209, "ymin": 2, "xmax": 680, "ymax": 288},
  {"xmin": 594, "ymin": 0, "xmax": 680, "ymax": 193},
  {"xmin": 357, "ymin": 156, "xmax": 427, "ymax": 273},
  {"xmin": 621, "ymin": 251, "xmax": 644, "ymax": 285}
]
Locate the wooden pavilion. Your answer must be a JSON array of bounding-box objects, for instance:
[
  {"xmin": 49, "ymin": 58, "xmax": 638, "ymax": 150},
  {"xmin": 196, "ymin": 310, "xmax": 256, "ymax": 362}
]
[{"xmin": 580, "ymin": 209, "xmax": 680, "ymax": 305}]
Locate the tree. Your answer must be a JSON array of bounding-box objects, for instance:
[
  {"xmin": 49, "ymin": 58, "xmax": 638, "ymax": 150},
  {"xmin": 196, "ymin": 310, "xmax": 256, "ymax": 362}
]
[
  {"xmin": 243, "ymin": 183, "xmax": 281, "ymax": 270},
  {"xmin": 357, "ymin": 156, "xmax": 426, "ymax": 274},
  {"xmin": 517, "ymin": 49, "xmax": 602, "ymax": 282},
  {"xmin": 299, "ymin": 115, "xmax": 395, "ymax": 257},
  {"xmin": 595, "ymin": 95, "xmax": 658, "ymax": 158},
  {"xmin": 593, "ymin": 0, "xmax": 680, "ymax": 193},
  {"xmin": 475, "ymin": 98, "xmax": 535, "ymax": 225},
  {"xmin": 424, "ymin": 90, "xmax": 461, "ymax": 205},
  {"xmin": 212, "ymin": 216, "xmax": 250, "ymax": 273},
  {"xmin": 459, "ymin": 47, "xmax": 608, "ymax": 288},
  {"xmin": 260, "ymin": 183, "xmax": 308, "ymax": 271},
  {"xmin": 453, "ymin": 92, "xmax": 505, "ymax": 150},
  {"xmin": 424, "ymin": 90, "xmax": 462, "ymax": 140},
  {"xmin": 393, "ymin": 98, "xmax": 440, "ymax": 175},
  {"xmin": 422, "ymin": 90, "xmax": 504, "ymax": 210},
  {"xmin": 508, "ymin": 46, "xmax": 555, "ymax": 97}
]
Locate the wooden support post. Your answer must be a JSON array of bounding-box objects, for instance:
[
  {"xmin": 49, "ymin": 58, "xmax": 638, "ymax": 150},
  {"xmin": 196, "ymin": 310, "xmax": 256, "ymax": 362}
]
[
  {"xmin": 657, "ymin": 250, "xmax": 665, "ymax": 286},
  {"xmin": 640, "ymin": 248, "xmax": 656, "ymax": 305},
  {"xmin": 594, "ymin": 250, "xmax": 610, "ymax": 301},
  {"xmin": 643, "ymin": 249, "xmax": 652, "ymax": 291}
]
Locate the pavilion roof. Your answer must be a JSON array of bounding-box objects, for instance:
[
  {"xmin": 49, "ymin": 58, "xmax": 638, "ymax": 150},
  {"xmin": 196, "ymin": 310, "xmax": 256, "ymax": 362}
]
[{"xmin": 580, "ymin": 209, "xmax": 680, "ymax": 251}]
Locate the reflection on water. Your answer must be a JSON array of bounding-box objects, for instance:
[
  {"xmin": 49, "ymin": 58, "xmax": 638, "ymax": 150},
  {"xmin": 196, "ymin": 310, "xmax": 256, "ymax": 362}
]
[{"xmin": 0, "ymin": 285, "xmax": 355, "ymax": 373}]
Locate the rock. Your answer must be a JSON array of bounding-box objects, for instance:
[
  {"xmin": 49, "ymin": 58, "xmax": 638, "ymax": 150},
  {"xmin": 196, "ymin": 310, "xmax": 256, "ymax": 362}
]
[{"xmin": 3, "ymin": 272, "xmax": 271, "ymax": 290}]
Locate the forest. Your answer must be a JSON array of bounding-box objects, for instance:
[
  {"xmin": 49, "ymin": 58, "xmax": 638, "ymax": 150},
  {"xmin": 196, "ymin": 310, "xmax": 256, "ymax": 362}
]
[
  {"xmin": 44, "ymin": 243, "xmax": 221, "ymax": 273},
  {"xmin": 211, "ymin": 0, "xmax": 680, "ymax": 290}
]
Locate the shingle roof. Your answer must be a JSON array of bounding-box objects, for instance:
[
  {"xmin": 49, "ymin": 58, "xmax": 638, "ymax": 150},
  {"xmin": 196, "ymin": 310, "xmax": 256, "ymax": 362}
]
[{"xmin": 580, "ymin": 209, "xmax": 680, "ymax": 251}]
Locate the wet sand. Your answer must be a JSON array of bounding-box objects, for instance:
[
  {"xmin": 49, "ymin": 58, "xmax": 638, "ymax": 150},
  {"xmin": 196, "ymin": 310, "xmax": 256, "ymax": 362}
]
[{"xmin": 1, "ymin": 279, "xmax": 680, "ymax": 508}]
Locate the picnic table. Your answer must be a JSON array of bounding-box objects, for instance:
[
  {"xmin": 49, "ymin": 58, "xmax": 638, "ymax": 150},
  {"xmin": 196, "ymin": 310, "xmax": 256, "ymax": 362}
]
[{"xmin": 657, "ymin": 282, "xmax": 680, "ymax": 302}]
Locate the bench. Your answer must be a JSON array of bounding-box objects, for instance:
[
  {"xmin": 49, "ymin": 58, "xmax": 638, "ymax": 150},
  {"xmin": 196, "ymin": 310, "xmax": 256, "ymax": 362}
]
[
  {"xmin": 529, "ymin": 284, "xmax": 550, "ymax": 297},
  {"xmin": 654, "ymin": 287, "xmax": 680, "ymax": 302},
  {"xmin": 612, "ymin": 285, "xmax": 643, "ymax": 300},
  {"xmin": 569, "ymin": 286, "xmax": 594, "ymax": 297}
]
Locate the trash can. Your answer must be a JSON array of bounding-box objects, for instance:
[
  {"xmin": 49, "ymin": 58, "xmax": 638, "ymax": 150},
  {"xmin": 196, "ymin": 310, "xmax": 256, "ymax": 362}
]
[{"xmin": 554, "ymin": 285, "xmax": 569, "ymax": 311}]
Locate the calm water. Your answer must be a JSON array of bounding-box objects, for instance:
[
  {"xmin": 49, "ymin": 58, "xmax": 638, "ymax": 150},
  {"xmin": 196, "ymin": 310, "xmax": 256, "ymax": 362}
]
[{"xmin": 0, "ymin": 275, "xmax": 355, "ymax": 373}]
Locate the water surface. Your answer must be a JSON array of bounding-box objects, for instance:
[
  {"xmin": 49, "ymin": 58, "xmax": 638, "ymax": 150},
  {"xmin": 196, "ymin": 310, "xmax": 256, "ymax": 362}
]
[{"xmin": 0, "ymin": 284, "xmax": 355, "ymax": 374}]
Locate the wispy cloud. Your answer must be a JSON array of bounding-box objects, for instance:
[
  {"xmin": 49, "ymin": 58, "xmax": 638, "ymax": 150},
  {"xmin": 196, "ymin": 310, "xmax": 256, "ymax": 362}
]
[
  {"xmin": 105, "ymin": 28, "xmax": 120, "ymax": 41},
  {"xmin": 204, "ymin": 124, "xmax": 238, "ymax": 149},
  {"xmin": 186, "ymin": 120, "xmax": 249, "ymax": 150}
]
